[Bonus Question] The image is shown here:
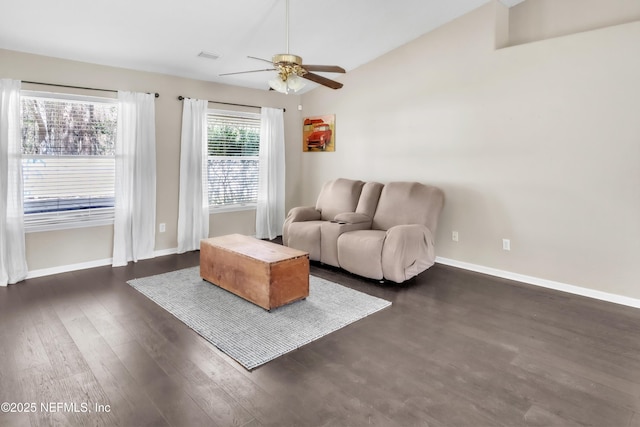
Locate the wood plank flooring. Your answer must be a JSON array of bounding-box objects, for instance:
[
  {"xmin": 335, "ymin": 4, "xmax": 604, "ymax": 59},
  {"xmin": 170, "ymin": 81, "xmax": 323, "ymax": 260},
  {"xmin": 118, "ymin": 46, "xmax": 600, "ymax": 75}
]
[{"xmin": 1, "ymin": 251, "xmax": 639, "ymax": 426}]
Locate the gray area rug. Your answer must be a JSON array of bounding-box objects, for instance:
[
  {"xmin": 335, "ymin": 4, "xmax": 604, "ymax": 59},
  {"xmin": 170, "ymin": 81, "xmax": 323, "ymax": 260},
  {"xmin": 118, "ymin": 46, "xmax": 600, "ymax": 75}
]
[{"xmin": 127, "ymin": 267, "xmax": 391, "ymax": 370}]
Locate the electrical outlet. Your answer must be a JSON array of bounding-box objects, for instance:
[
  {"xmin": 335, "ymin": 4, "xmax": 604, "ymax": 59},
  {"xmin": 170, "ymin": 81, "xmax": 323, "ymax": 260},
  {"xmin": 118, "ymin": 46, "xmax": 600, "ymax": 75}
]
[
  {"xmin": 452, "ymin": 231, "xmax": 459, "ymax": 242},
  {"xmin": 159, "ymin": 223, "xmax": 166, "ymax": 233},
  {"xmin": 502, "ymin": 239, "xmax": 510, "ymax": 251}
]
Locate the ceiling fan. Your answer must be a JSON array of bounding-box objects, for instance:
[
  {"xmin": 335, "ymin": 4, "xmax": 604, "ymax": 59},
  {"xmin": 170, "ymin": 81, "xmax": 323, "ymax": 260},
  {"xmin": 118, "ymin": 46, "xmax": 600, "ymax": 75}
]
[{"xmin": 219, "ymin": 0, "xmax": 346, "ymax": 93}]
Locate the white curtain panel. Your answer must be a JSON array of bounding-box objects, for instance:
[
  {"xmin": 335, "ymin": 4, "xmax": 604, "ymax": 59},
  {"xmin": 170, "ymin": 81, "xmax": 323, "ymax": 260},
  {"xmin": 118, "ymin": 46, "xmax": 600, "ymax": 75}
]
[
  {"xmin": 177, "ymin": 98, "xmax": 209, "ymax": 253},
  {"xmin": 256, "ymin": 107, "xmax": 286, "ymax": 240},
  {"xmin": 112, "ymin": 91, "xmax": 157, "ymax": 267},
  {"xmin": 0, "ymin": 79, "xmax": 28, "ymax": 286}
]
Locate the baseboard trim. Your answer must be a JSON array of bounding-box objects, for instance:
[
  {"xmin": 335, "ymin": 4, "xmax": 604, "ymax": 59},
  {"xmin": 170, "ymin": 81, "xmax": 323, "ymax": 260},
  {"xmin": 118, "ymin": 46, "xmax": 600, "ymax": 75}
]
[
  {"xmin": 153, "ymin": 247, "xmax": 179, "ymax": 258},
  {"xmin": 435, "ymin": 257, "xmax": 640, "ymax": 309},
  {"xmin": 26, "ymin": 247, "xmax": 179, "ymax": 280},
  {"xmin": 26, "ymin": 258, "xmax": 113, "ymax": 279}
]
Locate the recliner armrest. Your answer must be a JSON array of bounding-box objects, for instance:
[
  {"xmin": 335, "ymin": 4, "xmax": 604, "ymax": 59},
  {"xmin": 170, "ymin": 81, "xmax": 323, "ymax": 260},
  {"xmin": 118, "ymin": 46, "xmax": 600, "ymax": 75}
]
[
  {"xmin": 382, "ymin": 224, "xmax": 436, "ymax": 283},
  {"xmin": 282, "ymin": 206, "xmax": 322, "ymax": 247},
  {"xmin": 384, "ymin": 224, "xmax": 434, "ymax": 253},
  {"xmin": 333, "ymin": 212, "xmax": 372, "ymax": 226},
  {"xmin": 385, "ymin": 223, "xmax": 431, "ymax": 239},
  {"xmin": 286, "ymin": 206, "xmax": 321, "ymax": 223}
]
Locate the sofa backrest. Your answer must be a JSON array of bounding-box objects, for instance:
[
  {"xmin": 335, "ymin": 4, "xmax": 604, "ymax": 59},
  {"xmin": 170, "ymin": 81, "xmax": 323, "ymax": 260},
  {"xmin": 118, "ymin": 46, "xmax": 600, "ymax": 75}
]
[
  {"xmin": 316, "ymin": 178, "xmax": 364, "ymax": 221},
  {"xmin": 355, "ymin": 181, "xmax": 384, "ymax": 218},
  {"xmin": 372, "ymin": 182, "xmax": 444, "ymax": 232}
]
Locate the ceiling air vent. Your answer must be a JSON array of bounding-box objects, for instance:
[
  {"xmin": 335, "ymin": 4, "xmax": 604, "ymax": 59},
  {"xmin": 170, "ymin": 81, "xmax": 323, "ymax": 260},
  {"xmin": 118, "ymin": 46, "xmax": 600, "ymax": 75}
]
[{"xmin": 198, "ymin": 51, "xmax": 220, "ymax": 60}]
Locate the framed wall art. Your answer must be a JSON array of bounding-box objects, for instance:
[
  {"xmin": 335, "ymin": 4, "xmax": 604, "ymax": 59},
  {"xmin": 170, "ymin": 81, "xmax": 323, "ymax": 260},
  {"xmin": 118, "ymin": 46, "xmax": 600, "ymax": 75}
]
[{"xmin": 302, "ymin": 114, "xmax": 335, "ymax": 152}]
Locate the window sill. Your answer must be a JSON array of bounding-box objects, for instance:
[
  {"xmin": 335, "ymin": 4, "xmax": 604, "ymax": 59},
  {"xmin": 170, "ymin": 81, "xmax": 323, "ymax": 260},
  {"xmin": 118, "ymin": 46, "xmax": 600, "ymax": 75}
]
[
  {"xmin": 209, "ymin": 204, "xmax": 257, "ymax": 214},
  {"xmin": 25, "ymin": 218, "xmax": 114, "ymax": 233}
]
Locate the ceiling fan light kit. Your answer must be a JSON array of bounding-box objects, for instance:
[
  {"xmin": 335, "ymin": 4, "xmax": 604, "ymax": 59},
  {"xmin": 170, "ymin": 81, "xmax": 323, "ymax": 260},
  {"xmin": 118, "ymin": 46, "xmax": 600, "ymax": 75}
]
[
  {"xmin": 270, "ymin": 74, "xmax": 305, "ymax": 94},
  {"xmin": 269, "ymin": 54, "xmax": 307, "ymax": 93},
  {"xmin": 220, "ymin": 0, "xmax": 345, "ymax": 93}
]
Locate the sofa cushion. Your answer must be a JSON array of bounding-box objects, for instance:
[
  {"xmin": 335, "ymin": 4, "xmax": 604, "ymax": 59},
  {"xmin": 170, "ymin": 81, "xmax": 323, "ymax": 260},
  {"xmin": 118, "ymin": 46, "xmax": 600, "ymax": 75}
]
[
  {"xmin": 320, "ymin": 219, "xmax": 374, "ymax": 267},
  {"xmin": 316, "ymin": 178, "xmax": 364, "ymax": 221},
  {"xmin": 337, "ymin": 229, "xmax": 386, "ymax": 280}
]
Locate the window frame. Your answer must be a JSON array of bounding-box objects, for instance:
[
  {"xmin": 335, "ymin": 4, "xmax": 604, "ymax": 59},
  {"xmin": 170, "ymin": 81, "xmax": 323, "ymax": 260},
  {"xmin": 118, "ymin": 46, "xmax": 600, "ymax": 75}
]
[
  {"xmin": 20, "ymin": 90, "xmax": 118, "ymax": 233},
  {"xmin": 206, "ymin": 108, "xmax": 261, "ymax": 214}
]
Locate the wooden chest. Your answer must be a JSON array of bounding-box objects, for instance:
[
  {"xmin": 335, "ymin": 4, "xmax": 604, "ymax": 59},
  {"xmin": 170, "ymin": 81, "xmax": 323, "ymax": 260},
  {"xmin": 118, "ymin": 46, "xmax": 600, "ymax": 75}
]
[{"xmin": 200, "ymin": 234, "xmax": 309, "ymax": 311}]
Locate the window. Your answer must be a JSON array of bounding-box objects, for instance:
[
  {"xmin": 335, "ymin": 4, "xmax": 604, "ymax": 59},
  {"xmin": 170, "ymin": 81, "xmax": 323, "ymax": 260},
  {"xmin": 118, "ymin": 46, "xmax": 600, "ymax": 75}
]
[
  {"xmin": 21, "ymin": 91, "xmax": 118, "ymax": 231},
  {"xmin": 206, "ymin": 109, "xmax": 261, "ymax": 211}
]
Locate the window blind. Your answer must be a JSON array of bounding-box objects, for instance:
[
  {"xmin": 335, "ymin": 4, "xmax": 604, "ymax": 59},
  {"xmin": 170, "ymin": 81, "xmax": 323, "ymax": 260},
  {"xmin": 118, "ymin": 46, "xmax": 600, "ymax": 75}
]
[
  {"xmin": 206, "ymin": 110, "xmax": 261, "ymax": 208},
  {"xmin": 21, "ymin": 92, "xmax": 117, "ymax": 230}
]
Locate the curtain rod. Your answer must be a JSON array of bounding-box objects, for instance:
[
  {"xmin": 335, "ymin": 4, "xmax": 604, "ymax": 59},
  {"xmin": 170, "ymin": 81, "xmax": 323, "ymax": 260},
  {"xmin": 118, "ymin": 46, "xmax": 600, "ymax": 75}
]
[
  {"xmin": 177, "ymin": 96, "xmax": 285, "ymax": 112},
  {"xmin": 22, "ymin": 80, "xmax": 160, "ymax": 98}
]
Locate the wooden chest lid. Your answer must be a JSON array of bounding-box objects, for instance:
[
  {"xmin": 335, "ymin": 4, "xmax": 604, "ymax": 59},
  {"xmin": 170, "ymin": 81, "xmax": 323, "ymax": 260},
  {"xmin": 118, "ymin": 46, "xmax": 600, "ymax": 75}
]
[{"xmin": 201, "ymin": 234, "xmax": 308, "ymax": 264}]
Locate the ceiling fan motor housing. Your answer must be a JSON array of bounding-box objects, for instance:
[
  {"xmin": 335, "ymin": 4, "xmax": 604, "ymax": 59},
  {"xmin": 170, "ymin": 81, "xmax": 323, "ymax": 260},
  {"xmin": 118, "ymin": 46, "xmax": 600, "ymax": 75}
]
[
  {"xmin": 273, "ymin": 53, "xmax": 307, "ymax": 80},
  {"xmin": 272, "ymin": 53, "xmax": 302, "ymax": 65}
]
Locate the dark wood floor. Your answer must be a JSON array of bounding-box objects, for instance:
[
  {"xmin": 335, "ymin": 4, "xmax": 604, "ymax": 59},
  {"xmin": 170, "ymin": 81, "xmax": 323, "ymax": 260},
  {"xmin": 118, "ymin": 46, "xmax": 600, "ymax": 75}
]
[{"xmin": 1, "ymin": 252, "xmax": 639, "ymax": 427}]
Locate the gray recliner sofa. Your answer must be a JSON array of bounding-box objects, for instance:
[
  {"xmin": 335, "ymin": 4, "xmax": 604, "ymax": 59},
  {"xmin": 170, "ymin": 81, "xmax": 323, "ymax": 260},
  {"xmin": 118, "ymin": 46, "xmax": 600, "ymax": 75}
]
[
  {"xmin": 282, "ymin": 178, "xmax": 366, "ymax": 262},
  {"xmin": 283, "ymin": 179, "xmax": 444, "ymax": 283}
]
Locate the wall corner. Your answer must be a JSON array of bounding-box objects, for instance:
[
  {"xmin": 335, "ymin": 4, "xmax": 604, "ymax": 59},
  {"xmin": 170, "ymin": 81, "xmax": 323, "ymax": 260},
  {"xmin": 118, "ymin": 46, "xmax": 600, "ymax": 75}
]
[{"xmin": 494, "ymin": 0, "xmax": 510, "ymax": 49}]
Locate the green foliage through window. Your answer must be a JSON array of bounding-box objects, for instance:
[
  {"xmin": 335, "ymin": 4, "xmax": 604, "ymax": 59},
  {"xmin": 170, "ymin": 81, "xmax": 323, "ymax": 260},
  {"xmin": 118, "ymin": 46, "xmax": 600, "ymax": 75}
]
[{"xmin": 207, "ymin": 116, "xmax": 260, "ymax": 156}]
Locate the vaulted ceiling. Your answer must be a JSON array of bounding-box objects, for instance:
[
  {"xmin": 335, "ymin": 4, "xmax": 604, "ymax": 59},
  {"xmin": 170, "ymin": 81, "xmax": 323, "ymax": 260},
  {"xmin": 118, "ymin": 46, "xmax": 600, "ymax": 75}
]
[{"xmin": 0, "ymin": 0, "xmax": 525, "ymax": 92}]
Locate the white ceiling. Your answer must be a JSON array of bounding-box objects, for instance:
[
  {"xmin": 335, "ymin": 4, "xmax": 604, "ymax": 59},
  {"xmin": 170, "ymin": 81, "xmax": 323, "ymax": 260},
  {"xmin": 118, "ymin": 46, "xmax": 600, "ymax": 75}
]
[{"xmin": 0, "ymin": 0, "xmax": 525, "ymax": 93}]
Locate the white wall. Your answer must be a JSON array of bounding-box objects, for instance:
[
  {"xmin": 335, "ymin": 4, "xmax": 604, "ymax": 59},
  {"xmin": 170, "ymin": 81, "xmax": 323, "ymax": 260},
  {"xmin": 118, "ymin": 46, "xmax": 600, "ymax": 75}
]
[
  {"xmin": 299, "ymin": 2, "xmax": 640, "ymax": 300},
  {"xmin": 510, "ymin": 0, "xmax": 640, "ymax": 45},
  {"xmin": 0, "ymin": 48, "xmax": 303, "ymax": 271}
]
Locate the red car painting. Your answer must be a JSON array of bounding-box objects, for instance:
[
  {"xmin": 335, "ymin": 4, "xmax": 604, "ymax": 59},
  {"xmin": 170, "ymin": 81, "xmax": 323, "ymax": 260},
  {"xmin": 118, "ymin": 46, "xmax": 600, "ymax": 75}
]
[{"xmin": 306, "ymin": 123, "xmax": 332, "ymax": 151}]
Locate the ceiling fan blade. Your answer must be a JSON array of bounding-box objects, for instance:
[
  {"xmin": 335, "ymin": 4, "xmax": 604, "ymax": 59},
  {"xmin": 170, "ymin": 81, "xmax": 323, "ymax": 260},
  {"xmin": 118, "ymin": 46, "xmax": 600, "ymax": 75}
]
[
  {"xmin": 303, "ymin": 65, "xmax": 346, "ymax": 73},
  {"xmin": 248, "ymin": 56, "xmax": 274, "ymax": 64},
  {"xmin": 302, "ymin": 72, "xmax": 344, "ymax": 90},
  {"xmin": 219, "ymin": 68, "xmax": 275, "ymax": 76}
]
